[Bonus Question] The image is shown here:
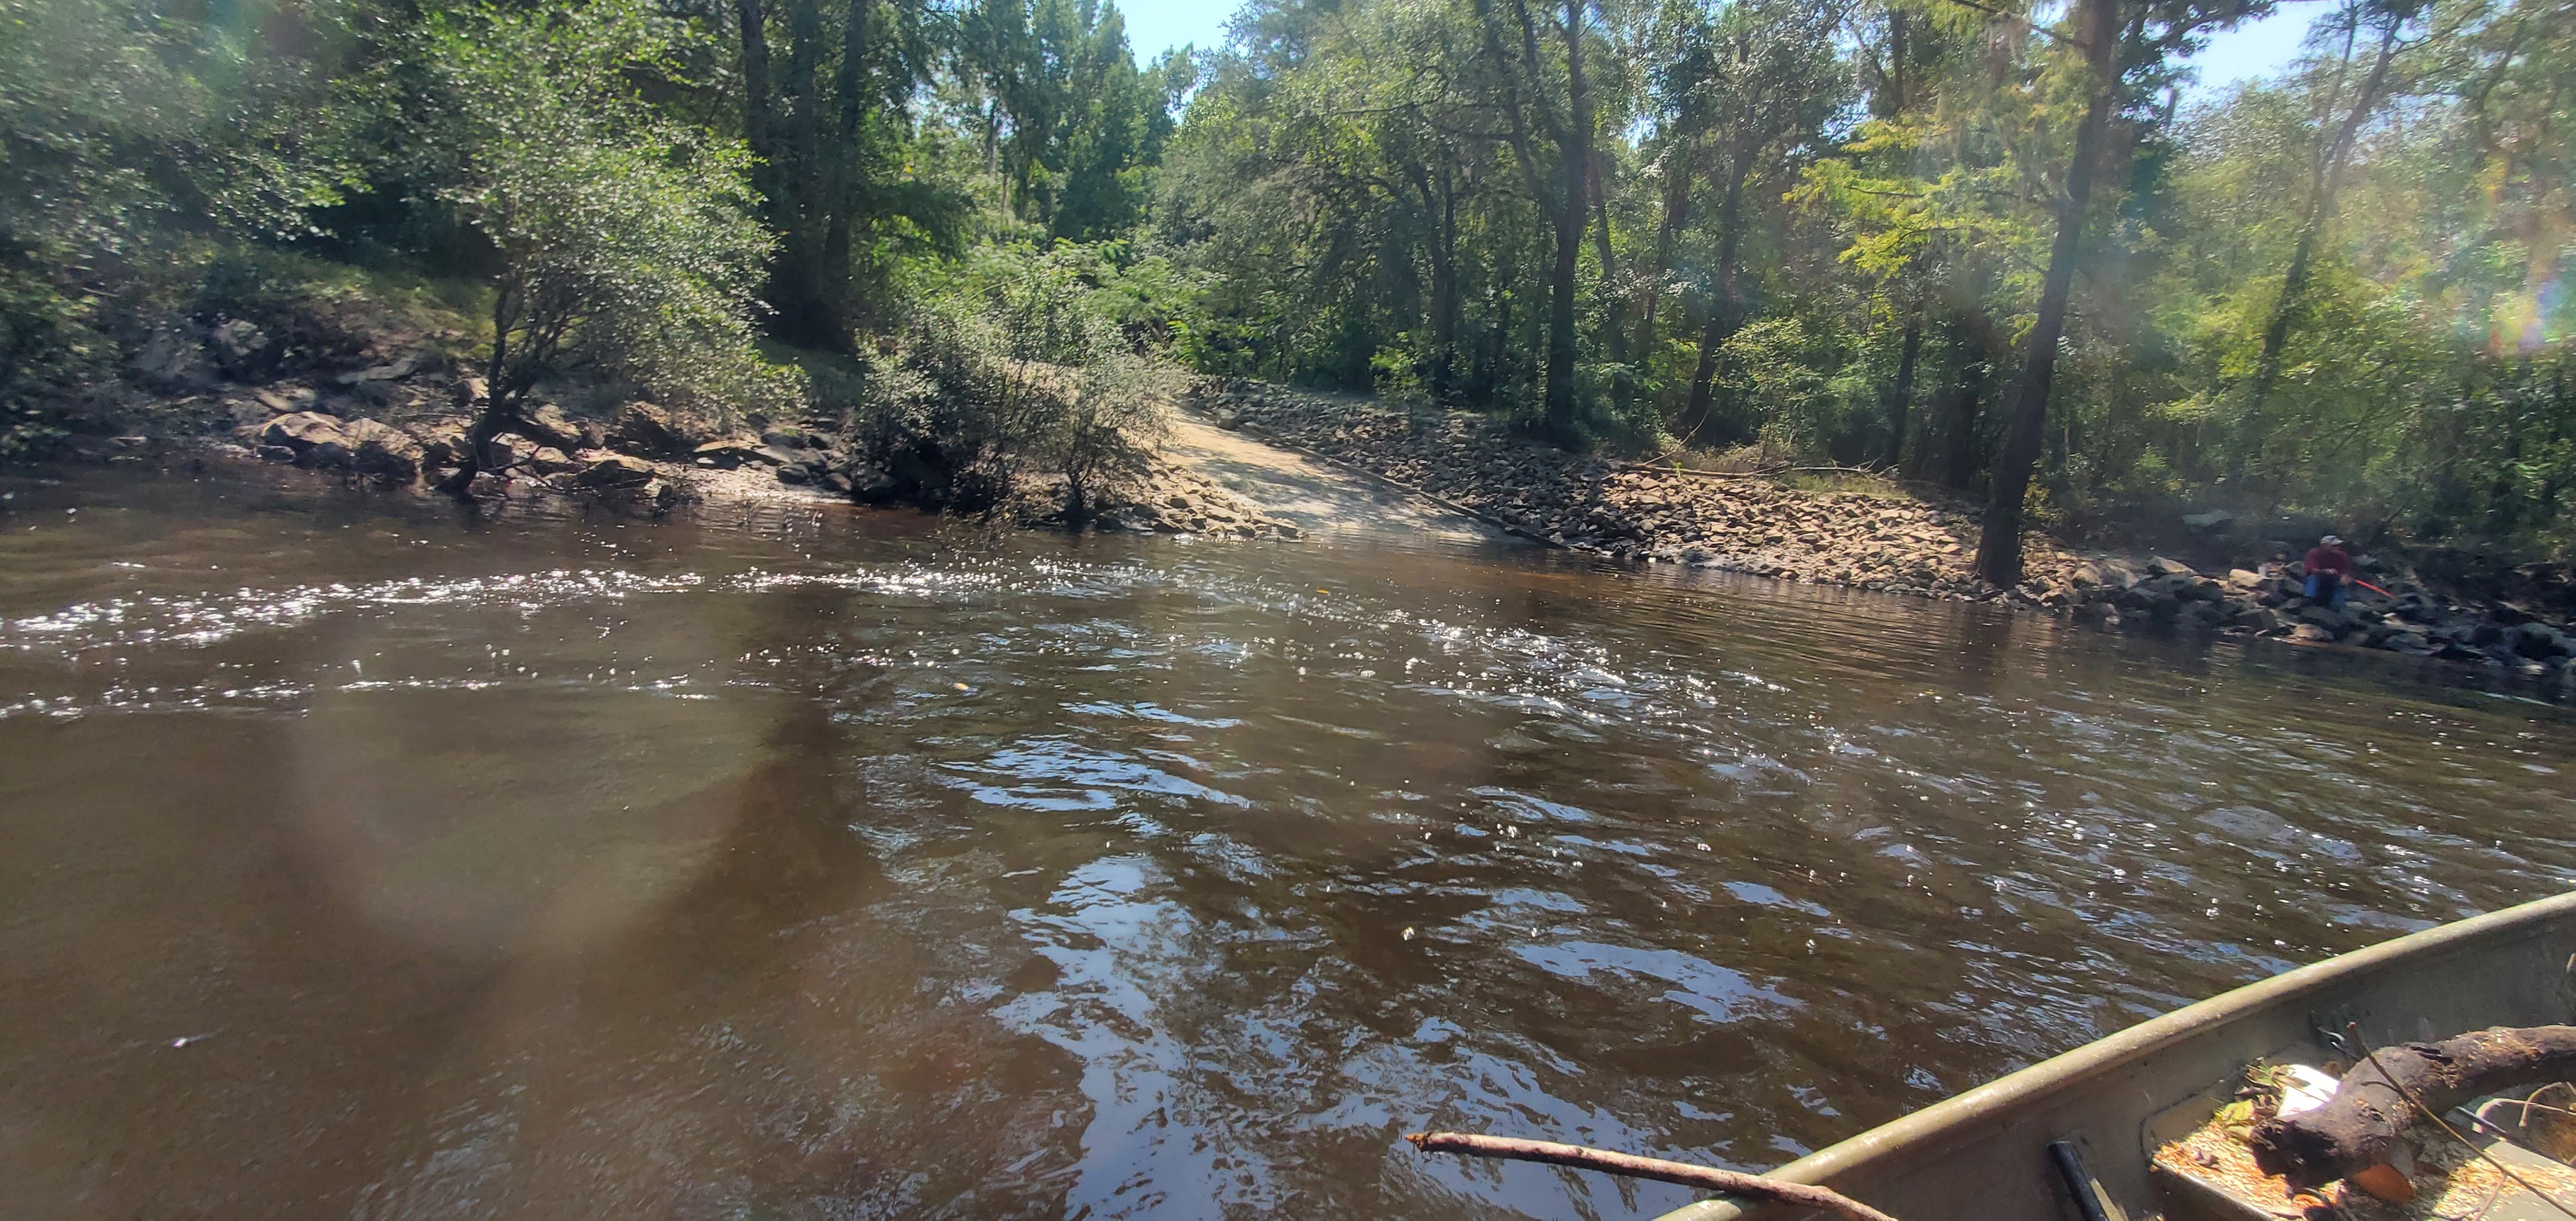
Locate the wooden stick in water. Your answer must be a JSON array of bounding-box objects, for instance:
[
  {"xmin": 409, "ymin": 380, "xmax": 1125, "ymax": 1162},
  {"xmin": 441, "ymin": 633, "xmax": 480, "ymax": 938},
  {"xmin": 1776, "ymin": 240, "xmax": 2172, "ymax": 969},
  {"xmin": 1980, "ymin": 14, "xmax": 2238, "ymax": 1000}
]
[{"xmin": 1405, "ymin": 1131, "xmax": 1903, "ymax": 1221}]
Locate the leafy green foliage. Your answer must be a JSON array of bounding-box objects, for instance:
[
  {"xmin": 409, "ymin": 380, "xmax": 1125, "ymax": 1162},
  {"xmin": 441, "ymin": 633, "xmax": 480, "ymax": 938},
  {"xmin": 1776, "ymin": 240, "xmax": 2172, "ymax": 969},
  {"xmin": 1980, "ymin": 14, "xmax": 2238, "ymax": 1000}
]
[
  {"xmin": 853, "ymin": 244, "xmax": 1173, "ymax": 514},
  {"xmin": 960, "ymin": 0, "xmax": 1185, "ymax": 243},
  {"xmin": 0, "ymin": 259, "xmax": 106, "ymax": 458},
  {"xmin": 2, "ymin": 0, "xmax": 2570, "ymax": 557},
  {"xmin": 1164, "ymin": 0, "xmax": 2573, "ymax": 556},
  {"xmin": 0, "ymin": 0, "xmax": 363, "ymax": 456},
  {"xmin": 411, "ymin": 0, "xmax": 785, "ymax": 425}
]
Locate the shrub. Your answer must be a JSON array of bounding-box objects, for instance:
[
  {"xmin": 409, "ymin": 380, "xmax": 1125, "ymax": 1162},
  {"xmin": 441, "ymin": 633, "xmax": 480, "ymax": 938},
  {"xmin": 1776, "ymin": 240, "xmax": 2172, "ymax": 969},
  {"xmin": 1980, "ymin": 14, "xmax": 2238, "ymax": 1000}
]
[
  {"xmin": 0, "ymin": 259, "xmax": 107, "ymax": 459},
  {"xmin": 849, "ymin": 245, "xmax": 1176, "ymax": 517},
  {"xmin": 409, "ymin": 0, "xmax": 792, "ymax": 481}
]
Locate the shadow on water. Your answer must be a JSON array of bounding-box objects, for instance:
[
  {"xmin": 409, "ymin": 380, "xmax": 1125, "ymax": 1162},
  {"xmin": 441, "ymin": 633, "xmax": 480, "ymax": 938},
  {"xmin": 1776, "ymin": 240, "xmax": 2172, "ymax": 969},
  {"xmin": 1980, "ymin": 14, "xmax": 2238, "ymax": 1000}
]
[{"xmin": 2, "ymin": 463, "xmax": 2573, "ymax": 1219}]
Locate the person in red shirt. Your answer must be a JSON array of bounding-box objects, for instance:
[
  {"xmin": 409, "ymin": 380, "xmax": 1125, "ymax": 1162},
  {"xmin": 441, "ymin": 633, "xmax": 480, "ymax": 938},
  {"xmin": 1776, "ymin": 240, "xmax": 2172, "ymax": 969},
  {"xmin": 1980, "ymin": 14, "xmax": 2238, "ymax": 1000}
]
[{"xmin": 2303, "ymin": 535, "xmax": 2354, "ymax": 609}]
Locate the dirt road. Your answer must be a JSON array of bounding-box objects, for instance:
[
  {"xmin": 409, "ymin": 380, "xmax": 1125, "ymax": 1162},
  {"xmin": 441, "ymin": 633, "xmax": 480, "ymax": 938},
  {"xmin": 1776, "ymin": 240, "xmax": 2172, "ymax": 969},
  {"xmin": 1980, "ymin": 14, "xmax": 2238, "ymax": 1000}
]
[{"xmin": 1160, "ymin": 410, "xmax": 1512, "ymax": 546}]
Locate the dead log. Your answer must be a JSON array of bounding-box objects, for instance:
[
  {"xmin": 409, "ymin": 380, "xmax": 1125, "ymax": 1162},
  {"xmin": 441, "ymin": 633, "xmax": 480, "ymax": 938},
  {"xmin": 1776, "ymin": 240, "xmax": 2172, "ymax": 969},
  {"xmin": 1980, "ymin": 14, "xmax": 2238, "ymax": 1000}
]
[
  {"xmin": 1405, "ymin": 1131, "xmax": 1901, "ymax": 1221},
  {"xmin": 2249, "ymin": 1025, "xmax": 2576, "ymax": 1189}
]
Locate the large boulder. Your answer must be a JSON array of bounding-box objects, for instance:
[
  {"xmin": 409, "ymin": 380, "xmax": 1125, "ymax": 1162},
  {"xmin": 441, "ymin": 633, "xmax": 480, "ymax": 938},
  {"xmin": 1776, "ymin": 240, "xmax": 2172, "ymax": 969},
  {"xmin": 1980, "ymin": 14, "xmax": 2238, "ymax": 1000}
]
[
  {"xmin": 519, "ymin": 403, "xmax": 589, "ymax": 452},
  {"xmin": 612, "ymin": 402, "xmax": 711, "ymax": 457},
  {"xmin": 2077, "ymin": 559, "xmax": 2142, "ymax": 590},
  {"xmin": 2384, "ymin": 630, "xmax": 2436, "ymax": 655},
  {"xmin": 486, "ymin": 432, "xmax": 540, "ymax": 471},
  {"xmin": 253, "ymin": 386, "xmax": 318, "ymax": 417},
  {"xmin": 2119, "ymin": 583, "xmax": 2182, "ymax": 617},
  {"xmin": 846, "ymin": 463, "xmax": 899, "ymax": 503},
  {"xmin": 334, "ymin": 351, "xmax": 423, "ymax": 385},
  {"xmin": 128, "ymin": 324, "xmax": 217, "ymax": 389},
  {"xmin": 339, "ymin": 418, "xmax": 405, "ymax": 448},
  {"xmin": 2511, "ymin": 622, "xmax": 2571, "ymax": 660},
  {"xmin": 206, "ymin": 319, "xmax": 276, "ymax": 381},
  {"xmin": 575, "ymin": 454, "xmax": 657, "ymax": 488},
  {"xmin": 341, "ymin": 418, "xmax": 422, "ymax": 483},
  {"xmin": 408, "ymin": 420, "xmax": 470, "ymax": 469},
  {"xmin": 692, "ymin": 438, "xmax": 769, "ymax": 468},
  {"xmin": 260, "ymin": 411, "xmax": 349, "ymax": 452}
]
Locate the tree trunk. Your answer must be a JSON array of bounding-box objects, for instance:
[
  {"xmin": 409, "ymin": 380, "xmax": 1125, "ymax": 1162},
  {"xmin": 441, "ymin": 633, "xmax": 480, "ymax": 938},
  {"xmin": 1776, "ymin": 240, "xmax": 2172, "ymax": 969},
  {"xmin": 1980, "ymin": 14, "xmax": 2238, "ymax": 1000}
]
[
  {"xmin": 1475, "ymin": 0, "xmax": 1581, "ymax": 441},
  {"xmin": 1416, "ymin": 164, "xmax": 1462, "ymax": 401},
  {"xmin": 441, "ymin": 285, "xmax": 527, "ymax": 497},
  {"xmin": 767, "ymin": 0, "xmax": 829, "ymax": 347},
  {"xmin": 2244, "ymin": 13, "xmax": 2402, "ymax": 419},
  {"xmin": 809, "ymin": 0, "xmax": 877, "ymax": 348},
  {"xmin": 785, "ymin": 0, "xmax": 821, "ymax": 180},
  {"xmin": 737, "ymin": 0, "xmax": 774, "ymax": 172},
  {"xmin": 736, "ymin": 0, "xmax": 791, "ymax": 342},
  {"xmin": 1638, "ymin": 136, "xmax": 1693, "ymax": 355},
  {"xmin": 1973, "ymin": 0, "xmax": 2120, "ymax": 588},
  {"xmin": 1543, "ymin": 202, "xmax": 1583, "ymax": 439},
  {"xmin": 2251, "ymin": 1025, "xmax": 2576, "ymax": 1191},
  {"xmin": 1538, "ymin": 0, "xmax": 1592, "ymax": 443},
  {"xmin": 1886, "ymin": 8, "xmax": 1910, "ymax": 117},
  {"xmin": 1680, "ymin": 168, "xmax": 1748, "ymax": 443},
  {"xmin": 1591, "ymin": 156, "xmax": 1623, "ymax": 368},
  {"xmin": 1884, "ymin": 318, "xmax": 1922, "ymax": 467},
  {"xmin": 1942, "ymin": 322, "xmax": 1991, "ymax": 489}
]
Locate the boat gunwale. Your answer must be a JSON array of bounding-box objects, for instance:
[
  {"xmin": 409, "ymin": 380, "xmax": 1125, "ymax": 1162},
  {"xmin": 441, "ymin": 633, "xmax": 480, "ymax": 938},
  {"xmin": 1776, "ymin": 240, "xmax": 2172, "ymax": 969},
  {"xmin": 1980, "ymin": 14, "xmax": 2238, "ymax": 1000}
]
[{"xmin": 1656, "ymin": 888, "xmax": 2576, "ymax": 1220}]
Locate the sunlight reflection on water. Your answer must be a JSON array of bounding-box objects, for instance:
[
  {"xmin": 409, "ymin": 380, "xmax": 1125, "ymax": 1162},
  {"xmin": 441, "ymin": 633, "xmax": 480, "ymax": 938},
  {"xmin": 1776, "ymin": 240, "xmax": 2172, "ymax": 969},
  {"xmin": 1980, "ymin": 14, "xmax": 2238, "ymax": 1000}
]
[{"xmin": 2, "ymin": 464, "xmax": 2573, "ymax": 1219}]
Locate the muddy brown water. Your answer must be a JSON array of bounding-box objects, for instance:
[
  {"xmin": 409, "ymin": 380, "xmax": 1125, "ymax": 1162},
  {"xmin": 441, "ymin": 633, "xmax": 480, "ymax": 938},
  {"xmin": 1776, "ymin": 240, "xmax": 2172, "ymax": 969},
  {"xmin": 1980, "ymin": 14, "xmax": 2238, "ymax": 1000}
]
[{"xmin": 4, "ymin": 464, "xmax": 2573, "ymax": 1220}]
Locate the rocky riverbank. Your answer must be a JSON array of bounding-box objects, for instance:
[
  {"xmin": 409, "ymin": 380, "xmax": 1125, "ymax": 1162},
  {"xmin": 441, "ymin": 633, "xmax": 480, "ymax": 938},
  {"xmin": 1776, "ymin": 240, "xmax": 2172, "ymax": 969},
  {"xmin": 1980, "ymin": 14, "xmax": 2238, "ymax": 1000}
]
[
  {"xmin": 66, "ymin": 319, "xmax": 1289, "ymax": 538},
  {"xmin": 1204, "ymin": 383, "xmax": 2576, "ymax": 694},
  {"xmin": 37, "ymin": 317, "xmax": 2576, "ymax": 693}
]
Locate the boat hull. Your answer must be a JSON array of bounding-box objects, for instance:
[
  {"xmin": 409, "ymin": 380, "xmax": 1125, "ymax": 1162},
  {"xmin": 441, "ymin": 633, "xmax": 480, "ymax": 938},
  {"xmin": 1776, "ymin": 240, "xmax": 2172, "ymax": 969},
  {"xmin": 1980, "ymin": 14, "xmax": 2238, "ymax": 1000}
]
[{"xmin": 1656, "ymin": 889, "xmax": 2576, "ymax": 1221}]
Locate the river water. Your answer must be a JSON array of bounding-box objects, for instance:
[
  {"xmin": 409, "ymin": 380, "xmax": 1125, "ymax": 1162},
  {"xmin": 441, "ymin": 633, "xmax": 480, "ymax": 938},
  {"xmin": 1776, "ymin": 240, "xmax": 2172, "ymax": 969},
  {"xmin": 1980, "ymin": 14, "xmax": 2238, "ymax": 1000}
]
[{"xmin": 4, "ymin": 464, "xmax": 2573, "ymax": 1220}]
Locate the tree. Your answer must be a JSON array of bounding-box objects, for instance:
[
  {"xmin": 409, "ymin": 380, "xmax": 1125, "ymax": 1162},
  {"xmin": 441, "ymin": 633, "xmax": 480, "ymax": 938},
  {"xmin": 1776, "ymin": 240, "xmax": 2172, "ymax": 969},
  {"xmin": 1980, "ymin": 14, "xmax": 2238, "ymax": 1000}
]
[
  {"xmin": 956, "ymin": 0, "xmax": 1179, "ymax": 244},
  {"xmin": 2241, "ymin": 0, "xmax": 2419, "ymax": 422},
  {"xmin": 0, "ymin": 0, "xmax": 359, "ymax": 454},
  {"xmin": 740, "ymin": 0, "xmax": 960, "ymax": 349},
  {"xmin": 413, "ymin": 0, "xmax": 781, "ymax": 489},
  {"xmin": 1655, "ymin": 0, "xmax": 1851, "ymax": 444},
  {"xmin": 1974, "ymin": 0, "xmax": 2274, "ymax": 587},
  {"xmin": 1475, "ymin": 0, "xmax": 1604, "ymax": 443}
]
